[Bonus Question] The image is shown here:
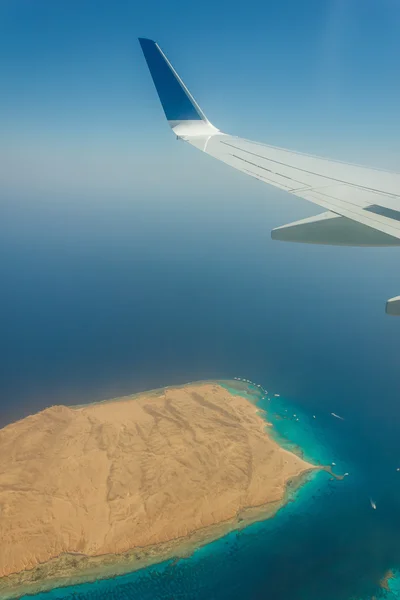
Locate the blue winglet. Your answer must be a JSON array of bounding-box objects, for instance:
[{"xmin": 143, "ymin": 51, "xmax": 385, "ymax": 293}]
[{"xmin": 139, "ymin": 38, "xmax": 206, "ymax": 123}]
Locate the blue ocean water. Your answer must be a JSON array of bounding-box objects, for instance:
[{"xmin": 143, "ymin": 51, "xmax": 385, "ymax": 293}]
[{"xmin": 2, "ymin": 188, "xmax": 400, "ymax": 600}]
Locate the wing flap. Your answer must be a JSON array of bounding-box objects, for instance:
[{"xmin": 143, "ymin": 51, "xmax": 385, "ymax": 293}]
[
  {"xmin": 386, "ymin": 296, "xmax": 400, "ymax": 316},
  {"xmin": 271, "ymin": 211, "xmax": 400, "ymax": 246}
]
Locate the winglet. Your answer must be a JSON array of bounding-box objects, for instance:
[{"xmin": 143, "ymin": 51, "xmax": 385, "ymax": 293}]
[{"xmin": 139, "ymin": 38, "xmax": 218, "ymax": 137}]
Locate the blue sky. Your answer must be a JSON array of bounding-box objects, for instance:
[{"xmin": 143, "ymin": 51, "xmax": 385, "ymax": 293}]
[{"xmin": 1, "ymin": 0, "xmax": 400, "ymax": 198}]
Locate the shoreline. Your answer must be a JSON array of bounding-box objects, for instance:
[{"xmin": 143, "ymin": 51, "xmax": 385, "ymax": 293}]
[
  {"xmin": 0, "ymin": 380, "xmax": 325, "ymax": 600},
  {"xmin": 71, "ymin": 378, "xmax": 259, "ymax": 410},
  {"xmin": 0, "ymin": 468, "xmax": 319, "ymax": 600},
  {"xmin": 0, "ymin": 379, "xmax": 261, "ymax": 433}
]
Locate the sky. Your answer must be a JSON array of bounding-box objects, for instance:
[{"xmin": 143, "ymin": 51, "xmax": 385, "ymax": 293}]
[{"xmin": 1, "ymin": 0, "xmax": 400, "ymax": 200}]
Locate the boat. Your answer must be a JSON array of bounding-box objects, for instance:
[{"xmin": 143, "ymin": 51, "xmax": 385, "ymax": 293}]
[
  {"xmin": 370, "ymin": 498, "xmax": 377, "ymax": 510},
  {"xmin": 331, "ymin": 412, "xmax": 344, "ymax": 420}
]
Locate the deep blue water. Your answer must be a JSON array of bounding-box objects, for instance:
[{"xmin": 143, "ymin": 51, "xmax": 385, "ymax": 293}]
[{"xmin": 2, "ymin": 187, "xmax": 400, "ymax": 600}]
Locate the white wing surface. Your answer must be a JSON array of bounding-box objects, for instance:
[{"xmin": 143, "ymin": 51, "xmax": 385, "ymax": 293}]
[{"xmin": 139, "ymin": 38, "xmax": 400, "ymax": 314}]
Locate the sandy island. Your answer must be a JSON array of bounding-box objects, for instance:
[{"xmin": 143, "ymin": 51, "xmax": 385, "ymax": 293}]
[{"xmin": 0, "ymin": 381, "xmax": 319, "ymax": 598}]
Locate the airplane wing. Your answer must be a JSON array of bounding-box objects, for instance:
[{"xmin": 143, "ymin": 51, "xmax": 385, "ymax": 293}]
[{"xmin": 139, "ymin": 38, "xmax": 400, "ymax": 315}]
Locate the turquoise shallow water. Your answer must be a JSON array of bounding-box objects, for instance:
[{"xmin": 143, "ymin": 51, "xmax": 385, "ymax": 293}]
[
  {"xmin": 387, "ymin": 572, "xmax": 400, "ymax": 598},
  {"xmin": 17, "ymin": 380, "xmax": 395, "ymax": 600}
]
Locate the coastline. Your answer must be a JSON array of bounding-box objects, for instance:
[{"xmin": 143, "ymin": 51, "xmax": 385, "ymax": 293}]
[
  {"xmin": 0, "ymin": 380, "xmax": 323, "ymax": 600},
  {"xmin": 0, "ymin": 469, "xmax": 318, "ymax": 600},
  {"xmin": 71, "ymin": 379, "xmax": 248, "ymax": 410}
]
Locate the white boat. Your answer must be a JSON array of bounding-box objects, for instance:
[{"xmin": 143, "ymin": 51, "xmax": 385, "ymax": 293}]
[
  {"xmin": 370, "ymin": 498, "xmax": 377, "ymax": 510},
  {"xmin": 331, "ymin": 412, "xmax": 345, "ymax": 421}
]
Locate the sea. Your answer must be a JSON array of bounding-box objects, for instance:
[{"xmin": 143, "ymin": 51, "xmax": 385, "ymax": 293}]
[{"xmin": 1, "ymin": 185, "xmax": 400, "ymax": 600}]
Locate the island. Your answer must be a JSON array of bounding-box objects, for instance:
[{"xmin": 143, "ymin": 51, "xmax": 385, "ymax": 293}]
[{"xmin": 0, "ymin": 381, "xmax": 319, "ymax": 598}]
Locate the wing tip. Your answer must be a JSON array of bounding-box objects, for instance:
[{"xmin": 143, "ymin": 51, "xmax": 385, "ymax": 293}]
[{"xmin": 138, "ymin": 37, "xmax": 156, "ymax": 45}]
